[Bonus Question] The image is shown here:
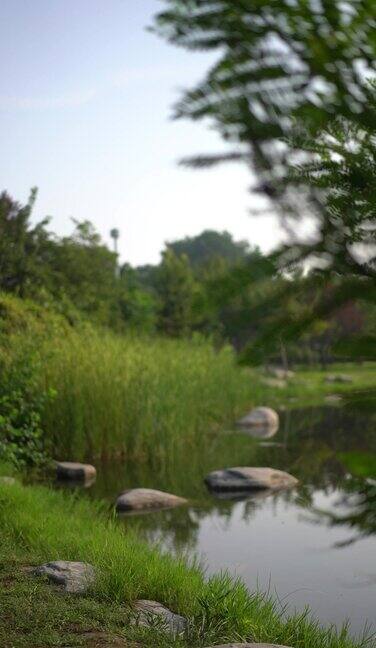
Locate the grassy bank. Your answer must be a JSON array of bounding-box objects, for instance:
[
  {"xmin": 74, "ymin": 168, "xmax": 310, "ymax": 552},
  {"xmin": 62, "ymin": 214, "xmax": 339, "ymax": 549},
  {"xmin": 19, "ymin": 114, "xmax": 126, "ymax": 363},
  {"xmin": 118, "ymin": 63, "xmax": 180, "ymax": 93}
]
[
  {"xmin": 0, "ymin": 477, "xmax": 374, "ymax": 648},
  {"xmin": 0, "ymin": 293, "xmax": 260, "ymax": 463},
  {"xmin": 1, "ymin": 292, "xmax": 375, "ymax": 465}
]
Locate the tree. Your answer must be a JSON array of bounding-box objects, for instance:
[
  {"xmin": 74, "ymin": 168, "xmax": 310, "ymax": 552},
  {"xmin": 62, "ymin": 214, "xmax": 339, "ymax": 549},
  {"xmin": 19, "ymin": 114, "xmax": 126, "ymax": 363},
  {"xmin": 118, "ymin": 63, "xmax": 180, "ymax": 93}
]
[
  {"xmin": 118, "ymin": 265, "xmax": 158, "ymax": 333},
  {"xmin": 167, "ymin": 230, "xmax": 251, "ymax": 270},
  {"xmin": 156, "ymin": 249, "xmax": 199, "ymax": 336},
  {"xmin": 153, "ymin": 0, "xmax": 376, "ymax": 201},
  {"xmin": 276, "ymin": 114, "xmax": 376, "ymax": 279},
  {"xmin": 46, "ymin": 220, "xmax": 119, "ymax": 324},
  {"xmin": 0, "ymin": 189, "xmax": 51, "ymax": 296}
]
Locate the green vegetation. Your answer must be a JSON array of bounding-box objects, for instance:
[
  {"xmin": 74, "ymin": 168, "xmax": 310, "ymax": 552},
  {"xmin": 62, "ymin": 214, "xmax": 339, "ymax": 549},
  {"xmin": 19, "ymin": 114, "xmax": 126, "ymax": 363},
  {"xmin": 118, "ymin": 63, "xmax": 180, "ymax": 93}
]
[
  {"xmin": 1, "ymin": 5, "xmax": 376, "ymax": 643},
  {"xmin": 1, "ymin": 290, "xmax": 375, "ymax": 466},
  {"xmin": 4, "ymin": 290, "xmax": 376, "ymax": 466},
  {"xmin": 153, "ymin": 1, "xmax": 376, "ymax": 365},
  {"xmin": 0, "ymin": 477, "xmax": 374, "ymax": 648},
  {"xmin": 153, "ymin": 1, "xmax": 375, "ymax": 218},
  {"xmin": 0, "ymin": 292, "xmax": 259, "ymax": 462}
]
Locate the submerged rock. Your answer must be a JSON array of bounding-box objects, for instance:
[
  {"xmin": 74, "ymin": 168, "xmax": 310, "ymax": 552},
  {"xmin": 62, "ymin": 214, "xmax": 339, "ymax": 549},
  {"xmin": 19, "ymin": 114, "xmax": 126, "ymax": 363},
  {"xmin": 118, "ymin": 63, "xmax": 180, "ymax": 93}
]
[
  {"xmin": 33, "ymin": 560, "xmax": 95, "ymax": 593},
  {"xmin": 205, "ymin": 467, "xmax": 298, "ymax": 492},
  {"xmin": 55, "ymin": 476, "xmax": 97, "ymax": 490},
  {"xmin": 325, "ymin": 374, "xmax": 353, "ymax": 384},
  {"xmin": 209, "ymin": 487, "xmax": 274, "ymax": 503},
  {"xmin": 132, "ymin": 599, "xmax": 187, "ymax": 636},
  {"xmin": 116, "ymin": 488, "xmax": 187, "ymax": 513},
  {"xmin": 56, "ymin": 461, "xmax": 96, "ymax": 482},
  {"xmin": 267, "ymin": 366, "xmax": 295, "ymax": 380},
  {"xmin": 237, "ymin": 423, "xmax": 278, "ymax": 440},
  {"xmin": 237, "ymin": 407, "xmax": 279, "ymax": 430},
  {"xmin": 325, "ymin": 394, "xmax": 343, "ymax": 404},
  {"xmin": 261, "ymin": 377, "xmax": 287, "ymax": 389}
]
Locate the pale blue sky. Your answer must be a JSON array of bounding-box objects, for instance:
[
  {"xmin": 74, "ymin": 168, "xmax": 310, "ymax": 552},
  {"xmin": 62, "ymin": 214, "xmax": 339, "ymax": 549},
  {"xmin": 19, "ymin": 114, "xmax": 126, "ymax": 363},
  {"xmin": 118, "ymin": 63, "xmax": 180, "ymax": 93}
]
[{"xmin": 1, "ymin": 0, "xmax": 281, "ymax": 265}]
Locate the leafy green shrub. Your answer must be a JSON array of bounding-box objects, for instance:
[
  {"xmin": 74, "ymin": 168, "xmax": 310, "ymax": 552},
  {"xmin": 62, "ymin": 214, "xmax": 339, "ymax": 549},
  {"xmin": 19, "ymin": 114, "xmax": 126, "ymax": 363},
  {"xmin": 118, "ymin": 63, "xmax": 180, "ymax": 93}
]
[
  {"xmin": 0, "ymin": 388, "xmax": 54, "ymax": 468},
  {"xmin": 0, "ymin": 294, "xmax": 61, "ymax": 467}
]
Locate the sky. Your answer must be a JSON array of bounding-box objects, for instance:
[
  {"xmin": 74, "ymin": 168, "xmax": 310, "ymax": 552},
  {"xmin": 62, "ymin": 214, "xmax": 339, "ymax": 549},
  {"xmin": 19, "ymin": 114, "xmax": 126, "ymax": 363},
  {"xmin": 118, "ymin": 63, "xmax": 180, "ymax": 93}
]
[{"xmin": 1, "ymin": 0, "xmax": 283, "ymax": 266}]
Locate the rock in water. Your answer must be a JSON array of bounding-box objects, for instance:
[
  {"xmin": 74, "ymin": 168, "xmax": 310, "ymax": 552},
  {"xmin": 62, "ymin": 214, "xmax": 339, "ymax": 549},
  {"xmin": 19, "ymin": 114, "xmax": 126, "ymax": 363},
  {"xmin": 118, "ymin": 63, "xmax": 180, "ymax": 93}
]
[
  {"xmin": 267, "ymin": 366, "xmax": 295, "ymax": 380},
  {"xmin": 237, "ymin": 407, "xmax": 279, "ymax": 429},
  {"xmin": 261, "ymin": 377, "xmax": 287, "ymax": 389},
  {"xmin": 325, "ymin": 374, "xmax": 353, "ymax": 384},
  {"xmin": 56, "ymin": 461, "xmax": 96, "ymax": 481},
  {"xmin": 132, "ymin": 600, "xmax": 187, "ymax": 636},
  {"xmin": 33, "ymin": 560, "xmax": 95, "ymax": 593},
  {"xmin": 116, "ymin": 488, "xmax": 187, "ymax": 513},
  {"xmin": 205, "ymin": 467, "xmax": 298, "ymax": 492}
]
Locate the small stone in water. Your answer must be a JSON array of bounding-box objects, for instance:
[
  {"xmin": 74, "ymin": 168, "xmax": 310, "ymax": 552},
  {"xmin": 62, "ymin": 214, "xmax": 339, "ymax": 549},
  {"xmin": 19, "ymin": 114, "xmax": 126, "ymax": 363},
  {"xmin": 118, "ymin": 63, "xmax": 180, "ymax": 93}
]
[
  {"xmin": 237, "ymin": 407, "xmax": 279, "ymax": 429},
  {"xmin": 116, "ymin": 488, "xmax": 187, "ymax": 513},
  {"xmin": 205, "ymin": 467, "xmax": 298, "ymax": 492},
  {"xmin": 56, "ymin": 461, "xmax": 96, "ymax": 481}
]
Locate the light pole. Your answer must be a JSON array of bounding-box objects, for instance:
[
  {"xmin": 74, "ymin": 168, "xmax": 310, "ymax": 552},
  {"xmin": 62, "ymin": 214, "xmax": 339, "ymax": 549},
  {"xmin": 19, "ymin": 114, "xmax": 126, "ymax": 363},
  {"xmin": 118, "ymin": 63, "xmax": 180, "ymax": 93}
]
[
  {"xmin": 110, "ymin": 228, "xmax": 120, "ymax": 278},
  {"xmin": 110, "ymin": 228, "xmax": 120, "ymax": 254}
]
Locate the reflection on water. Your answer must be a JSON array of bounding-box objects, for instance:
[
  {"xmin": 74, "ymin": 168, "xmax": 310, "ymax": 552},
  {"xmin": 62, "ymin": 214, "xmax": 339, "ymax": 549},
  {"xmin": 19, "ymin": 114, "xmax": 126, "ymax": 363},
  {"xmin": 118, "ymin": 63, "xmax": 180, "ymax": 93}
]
[{"xmin": 81, "ymin": 403, "xmax": 376, "ymax": 634}]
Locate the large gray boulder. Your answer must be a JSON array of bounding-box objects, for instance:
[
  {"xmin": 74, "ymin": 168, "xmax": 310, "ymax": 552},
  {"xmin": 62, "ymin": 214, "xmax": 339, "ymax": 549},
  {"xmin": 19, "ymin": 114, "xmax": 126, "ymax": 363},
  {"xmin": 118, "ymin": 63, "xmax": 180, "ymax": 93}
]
[
  {"xmin": 33, "ymin": 560, "xmax": 95, "ymax": 593},
  {"xmin": 205, "ymin": 467, "xmax": 298, "ymax": 492},
  {"xmin": 204, "ymin": 644, "xmax": 292, "ymax": 647},
  {"xmin": 132, "ymin": 599, "xmax": 187, "ymax": 636},
  {"xmin": 56, "ymin": 461, "xmax": 96, "ymax": 481},
  {"xmin": 116, "ymin": 488, "xmax": 187, "ymax": 513},
  {"xmin": 237, "ymin": 407, "xmax": 279, "ymax": 430}
]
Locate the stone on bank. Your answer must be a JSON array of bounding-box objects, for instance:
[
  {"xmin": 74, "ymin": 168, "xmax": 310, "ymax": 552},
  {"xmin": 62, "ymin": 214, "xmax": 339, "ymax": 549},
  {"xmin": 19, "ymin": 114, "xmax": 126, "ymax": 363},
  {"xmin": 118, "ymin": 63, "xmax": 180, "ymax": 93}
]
[
  {"xmin": 33, "ymin": 560, "xmax": 95, "ymax": 593},
  {"xmin": 132, "ymin": 599, "xmax": 187, "ymax": 636}
]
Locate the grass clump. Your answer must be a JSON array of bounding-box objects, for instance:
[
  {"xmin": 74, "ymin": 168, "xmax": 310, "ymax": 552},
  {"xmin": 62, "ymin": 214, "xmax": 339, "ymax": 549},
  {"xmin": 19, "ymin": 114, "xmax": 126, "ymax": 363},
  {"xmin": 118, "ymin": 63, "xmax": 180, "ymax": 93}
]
[
  {"xmin": 1, "ymin": 292, "xmax": 375, "ymax": 466},
  {"xmin": 0, "ymin": 479, "xmax": 374, "ymax": 648},
  {"xmin": 40, "ymin": 329, "xmax": 259, "ymax": 461},
  {"xmin": 0, "ymin": 292, "xmax": 259, "ymax": 462}
]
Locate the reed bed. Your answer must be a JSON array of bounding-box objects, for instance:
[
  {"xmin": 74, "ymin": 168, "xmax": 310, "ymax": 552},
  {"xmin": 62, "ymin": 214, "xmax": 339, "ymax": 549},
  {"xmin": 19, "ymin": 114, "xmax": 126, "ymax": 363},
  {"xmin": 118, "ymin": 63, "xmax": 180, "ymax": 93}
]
[{"xmin": 37, "ymin": 328, "xmax": 259, "ymax": 462}]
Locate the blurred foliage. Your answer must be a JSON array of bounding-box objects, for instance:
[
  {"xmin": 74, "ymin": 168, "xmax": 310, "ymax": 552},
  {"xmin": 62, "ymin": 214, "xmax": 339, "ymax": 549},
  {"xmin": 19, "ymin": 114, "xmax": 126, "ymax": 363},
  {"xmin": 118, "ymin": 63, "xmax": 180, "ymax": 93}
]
[
  {"xmin": 1, "ymin": 188, "xmax": 375, "ymax": 366},
  {"xmin": 167, "ymin": 229, "xmax": 251, "ymax": 269},
  {"xmin": 153, "ymin": 0, "xmax": 376, "ymax": 199},
  {"xmin": 153, "ymin": 1, "xmax": 376, "ymax": 362}
]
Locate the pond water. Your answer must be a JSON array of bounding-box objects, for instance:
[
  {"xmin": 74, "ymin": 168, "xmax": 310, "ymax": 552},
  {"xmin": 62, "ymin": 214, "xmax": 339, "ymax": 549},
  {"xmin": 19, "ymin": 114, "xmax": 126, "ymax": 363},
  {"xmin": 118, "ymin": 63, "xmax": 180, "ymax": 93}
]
[{"xmin": 67, "ymin": 401, "xmax": 376, "ymax": 636}]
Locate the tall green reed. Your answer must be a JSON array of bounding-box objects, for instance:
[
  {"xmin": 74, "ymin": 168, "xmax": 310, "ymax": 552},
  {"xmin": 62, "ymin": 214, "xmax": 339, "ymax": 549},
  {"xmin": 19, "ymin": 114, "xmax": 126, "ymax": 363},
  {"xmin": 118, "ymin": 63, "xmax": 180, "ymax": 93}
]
[{"xmin": 38, "ymin": 328, "xmax": 259, "ymax": 462}]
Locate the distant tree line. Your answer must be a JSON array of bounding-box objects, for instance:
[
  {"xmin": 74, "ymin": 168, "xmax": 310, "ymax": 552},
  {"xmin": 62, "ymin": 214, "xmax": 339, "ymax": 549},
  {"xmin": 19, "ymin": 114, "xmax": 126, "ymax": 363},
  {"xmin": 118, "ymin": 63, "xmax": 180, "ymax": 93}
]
[{"xmin": 1, "ymin": 188, "xmax": 374, "ymax": 367}]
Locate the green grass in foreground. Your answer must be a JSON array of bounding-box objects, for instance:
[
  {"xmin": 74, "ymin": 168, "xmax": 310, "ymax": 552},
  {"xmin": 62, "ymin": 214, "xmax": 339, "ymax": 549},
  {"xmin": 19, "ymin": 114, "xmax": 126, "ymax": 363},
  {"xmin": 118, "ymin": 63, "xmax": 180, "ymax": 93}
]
[{"xmin": 0, "ymin": 479, "xmax": 374, "ymax": 648}]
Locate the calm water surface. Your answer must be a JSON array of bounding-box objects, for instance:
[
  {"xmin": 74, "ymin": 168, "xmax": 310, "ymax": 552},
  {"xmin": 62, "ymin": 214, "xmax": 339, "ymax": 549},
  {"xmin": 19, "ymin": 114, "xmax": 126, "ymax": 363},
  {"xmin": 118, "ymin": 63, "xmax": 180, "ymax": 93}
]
[{"xmin": 72, "ymin": 402, "xmax": 376, "ymax": 635}]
